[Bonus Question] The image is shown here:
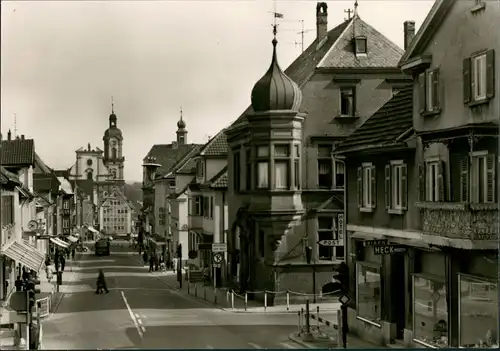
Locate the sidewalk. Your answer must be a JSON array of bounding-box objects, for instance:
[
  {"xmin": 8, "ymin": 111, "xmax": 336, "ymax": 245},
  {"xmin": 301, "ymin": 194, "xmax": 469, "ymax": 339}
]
[
  {"xmin": 289, "ymin": 331, "xmax": 387, "ymax": 349},
  {"xmin": 153, "ymin": 271, "xmax": 341, "ymax": 313}
]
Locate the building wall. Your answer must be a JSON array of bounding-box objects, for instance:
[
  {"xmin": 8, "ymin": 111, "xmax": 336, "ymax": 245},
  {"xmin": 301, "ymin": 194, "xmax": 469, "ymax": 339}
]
[
  {"xmin": 345, "ymin": 150, "xmax": 420, "ymax": 231},
  {"xmin": 205, "ymin": 158, "xmax": 226, "ymax": 184},
  {"xmin": 100, "ymin": 198, "xmax": 131, "ymax": 235},
  {"xmin": 412, "ymin": 1, "xmax": 500, "ymax": 133},
  {"xmin": 73, "ymin": 152, "xmax": 109, "ymax": 181},
  {"xmin": 154, "ymin": 180, "xmax": 168, "ymax": 236}
]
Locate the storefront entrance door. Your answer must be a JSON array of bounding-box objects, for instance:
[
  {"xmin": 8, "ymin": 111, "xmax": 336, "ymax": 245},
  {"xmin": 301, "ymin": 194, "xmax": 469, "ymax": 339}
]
[{"xmin": 391, "ymin": 254, "xmax": 406, "ymax": 339}]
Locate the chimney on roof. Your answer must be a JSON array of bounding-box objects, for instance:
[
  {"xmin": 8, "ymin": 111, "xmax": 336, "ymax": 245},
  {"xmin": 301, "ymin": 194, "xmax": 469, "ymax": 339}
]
[
  {"xmin": 404, "ymin": 21, "xmax": 415, "ymax": 50},
  {"xmin": 172, "ymin": 141, "xmax": 178, "ymax": 149},
  {"xmin": 316, "ymin": 2, "xmax": 328, "ymax": 44},
  {"xmin": 7, "ymin": 129, "xmax": 11, "ymax": 140},
  {"xmin": 21, "ymin": 134, "xmax": 25, "ymax": 140}
]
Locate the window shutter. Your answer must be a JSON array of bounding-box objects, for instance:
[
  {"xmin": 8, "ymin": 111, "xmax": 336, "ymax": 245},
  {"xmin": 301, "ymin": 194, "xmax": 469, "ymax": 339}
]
[
  {"xmin": 432, "ymin": 69, "xmax": 440, "ymax": 110},
  {"xmin": 401, "ymin": 164, "xmax": 408, "ymax": 210},
  {"xmin": 463, "ymin": 58, "xmax": 471, "ymax": 103},
  {"xmin": 418, "ymin": 164, "xmax": 426, "ymax": 201},
  {"xmin": 437, "ymin": 161, "xmax": 445, "ymax": 202},
  {"xmin": 384, "ymin": 165, "xmax": 391, "ymax": 210},
  {"xmin": 357, "ymin": 167, "xmax": 363, "ymax": 208},
  {"xmin": 486, "ymin": 154, "xmax": 496, "ymax": 203},
  {"xmin": 370, "ymin": 165, "xmax": 377, "ymax": 208},
  {"xmin": 486, "ymin": 49, "xmax": 495, "ymax": 99},
  {"xmin": 419, "ymin": 73, "xmax": 426, "ymax": 113},
  {"xmin": 459, "ymin": 156, "xmax": 469, "ymax": 202}
]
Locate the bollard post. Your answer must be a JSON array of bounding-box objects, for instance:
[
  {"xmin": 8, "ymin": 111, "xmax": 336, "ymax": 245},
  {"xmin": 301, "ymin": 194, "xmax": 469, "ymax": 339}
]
[
  {"xmin": 195, "ymin": 283, "xmax": 198, "ymax": 298},
  {"xmin": 264, "ymin": 291, "xmax": 267, "ymax": 312},
  {"xmin": 188, "ymin": 282, "xmax": 190, "ymax": 294},
  {"xmin": 286, "ymin": 290, "xmax": 290, "ymax": 311},
  {"xmin": 337, "ymin": 306, "xmax": 343, "ymax": 348},
  {"xmin": 303, "ymin": 300, "xmax": 313, "ymax": 341},
  {"xmin": 226, "ymin": 290, "xmax": 229, "ymax": 304},
  {"xmin": 244, "ymin": 293, "xmax": 248, "ymax": 311},
  {"xmin": 319, "ymin": 290, "xmax": 323, "ymax": 300},
  {"xmin": 214, "ymin": 288, "xmax": 218, "ymax": 304},
  {"xmin": 297, "ymin": 311, "xmax": 302, "ymax": 335},
  {"xmin": 204, "ymin": 286, "xmax": 207, "ymax": 300},
  {"xmin": 316, "ymin": 306, "xmax": 320, "ymax": 330},
  {"xmin": 231, "ymin": 290, "xmax": 235, "ymax": 310}
]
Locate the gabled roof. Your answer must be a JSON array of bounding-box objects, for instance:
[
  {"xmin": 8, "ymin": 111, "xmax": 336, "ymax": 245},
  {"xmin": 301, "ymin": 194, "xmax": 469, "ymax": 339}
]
[
  {"xmin": 318, "ymin": 15, "xmax": 404, "ymax": 69},
  {"xmin": 100, "ymin": 189, "xmax": 133, "ymax": 209},
  {"xmin": 143, "ymin": 143, "xmax": 201, "ymax": 178},
  {"xmin": 176, "ymin": 157, "xmax": 197, "ymax": 175},
  {"xmin": 165, "ymin": 144, "xmax": 203, "ymax": 178},
  {"xmin": 34, "ymin": 153, "xmax": 53, "ymax": 174},
  {"xmin": 399, "ymin": 0, "xmax": 455, "ymax": 65},
  {"xmin": 1, "ymin": 138, "xmax": 35, "ymax": 166},
  {"xmin": 334, "ymin": 85, "xmax": 414, "ymax": 154},
  {"xmin": 229, "ymin": 18, "xmax": 353, "ymax": 128},
  {"xmin": 57, "ymin": 177, "xmax": 74, "ymax": 195},
  {"xmin": 200, "ymin": 130, "xmax": 228, "ymax": 157},
  {"xmin": 207, "ymin": 166, "xmax": 228, "ymax": 190},
  {"xmin": 0, "ymin": 166, "xmax": 21, "ymax": 187}
]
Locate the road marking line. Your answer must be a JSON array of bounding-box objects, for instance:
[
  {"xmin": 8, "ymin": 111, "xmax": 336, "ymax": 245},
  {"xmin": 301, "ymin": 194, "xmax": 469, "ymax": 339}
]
[
  {"xmin": 137, "ymin": 318, "xmax": 143, "ymax": 324},
  {"xmin": 120, "ymin": 290, "xmax": 144, "ymax": 339},
  {"xmin": 206, "ymin": 345, "xmax": 214, "ymax": 349},
  {"xmin": 247, "ymin": 342, "xmax": 262, "ymax": 349},
  {"xmin": 279, "ymin": 342, "xmax": 295, "ymax": 349}
]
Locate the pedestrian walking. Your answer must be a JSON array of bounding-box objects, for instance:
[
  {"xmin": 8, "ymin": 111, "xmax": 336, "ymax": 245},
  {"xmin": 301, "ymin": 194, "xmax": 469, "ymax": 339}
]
[
  {"xmin": 71, "ymin": 249, "xmax": 76, "ymax": 260},
  {"xmin": 61, "ymin": 255, "xmax": 66, "ymax": 272},
  {"xmin": 149, "ymin": 256, "xmax": 154, "ymax": 272},
  {"xmin": 95, "ymin": 269, "xmax": 109, "ymax": 294}
]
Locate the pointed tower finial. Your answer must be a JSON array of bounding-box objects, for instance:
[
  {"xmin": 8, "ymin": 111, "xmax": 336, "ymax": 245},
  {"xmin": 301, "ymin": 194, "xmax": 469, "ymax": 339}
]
[
  {"xmin": 111, "ymin": 96, "xmax": 115, "ymax": 114},
  {"xmin": 180, "ymin": 106, "xmax": 183, "ymax": 121},
  {"xmin": 354, "ymin": 0, "xmax": 359, "ymax": 16}
]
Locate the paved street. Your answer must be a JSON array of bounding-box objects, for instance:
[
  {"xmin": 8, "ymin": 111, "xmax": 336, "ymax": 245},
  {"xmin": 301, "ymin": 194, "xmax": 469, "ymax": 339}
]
[{"xmin": 42, "ymin": 241, "xmax": 305, "ymax": 349}]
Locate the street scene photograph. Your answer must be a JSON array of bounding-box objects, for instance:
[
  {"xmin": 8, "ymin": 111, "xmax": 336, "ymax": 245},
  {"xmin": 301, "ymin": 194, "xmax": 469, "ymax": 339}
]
[{"xmin": 0, "ymin": 0, "xmax": 498, "ymax": 349}]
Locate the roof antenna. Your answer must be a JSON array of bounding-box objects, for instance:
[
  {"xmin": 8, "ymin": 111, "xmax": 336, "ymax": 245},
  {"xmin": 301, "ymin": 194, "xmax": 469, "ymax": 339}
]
[{"xmin": 111, "ymin": 96, "xmax": 115, "ymax": 114}]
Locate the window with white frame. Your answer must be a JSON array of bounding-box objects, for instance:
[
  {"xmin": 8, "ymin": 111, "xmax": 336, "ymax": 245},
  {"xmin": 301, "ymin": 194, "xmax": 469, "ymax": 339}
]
[
  {"xmin": 197, "ymin": 160, "xmax": 204, "ymax": 179},
  {"xmin": 469, "ymin": 151, "xmax": 496, "ymax": 203},
  {"xmin": 274, "ymin": 145, "xmax": 290, "ymax": 189},
  {"xmin": 256, "ymin": 146, "xmax": 269, "ymax": 189},
  {"xmin": 192, "ymin": 196, "xmax": 201, "ymax": 216},
  {"xmin": 419, "ymin": 68, "xmax": 440, "ymax": 114},
  {"xmin": 472, "ymin": 54, "xmax": 487, "ymax": 101},
  {"xmin": 63, "ymin": 218, "xmax": 70, "ymax": 229},
  {"xmin": 424, "ymin": 159, "xmax": 444, "ymax": 202},
  {"xmin": 340, "ymin": 88, "xmax": 356, "ymax": 117},
  {"xmin": 317, "ymin": 216, "xmax": 343, "ymax": 260},
  {"xmin": 335, "ymin": 160, "xmax": 345, "ymax": 188},
  {"xmin": 63, "ymin": 200, "xmax": 69, "ymax": 209},
  {"xmin": 357, "ymin": 163, "xmax": 376, "ymax": 210},
  {"xmin": 385, "ymin": 161, "xmax": 407, "ymax": 212}
]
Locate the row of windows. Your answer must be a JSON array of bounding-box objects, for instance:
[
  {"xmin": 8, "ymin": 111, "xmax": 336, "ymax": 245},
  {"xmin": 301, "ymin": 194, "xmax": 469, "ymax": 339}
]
[
  {"xmin": 234, "ymin": 144, "xmax": 301, "ymax": 191},
  {"xmin": 420, "ymin": 50, "xmax": 495, "ymax": 115},
  {"xmin": 357, "ymin": 152, "xmax": 496, "ymax": 212},
  {"xmin": 103, "ymin": 208, "xmax": 128, "ymax": 214},
  {"xmin": 103, "ymin": 225, "xmax": 126, "ymax": 231},
  {"xmin": 103, "ymin": 217, "xmax": 127, "ymax": 222}
]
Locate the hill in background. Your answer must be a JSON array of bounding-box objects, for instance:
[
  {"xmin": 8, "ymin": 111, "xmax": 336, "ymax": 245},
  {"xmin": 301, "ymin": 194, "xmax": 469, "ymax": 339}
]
[{"xmin": 124, "ymin": 182, "xmax": 142, "ymax": 206}]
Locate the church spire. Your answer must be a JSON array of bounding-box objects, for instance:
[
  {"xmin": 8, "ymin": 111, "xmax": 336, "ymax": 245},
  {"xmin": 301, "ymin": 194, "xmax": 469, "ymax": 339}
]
[{"xmin": 176, "ymin": 106, "xmax": 187, "ymax": 145}]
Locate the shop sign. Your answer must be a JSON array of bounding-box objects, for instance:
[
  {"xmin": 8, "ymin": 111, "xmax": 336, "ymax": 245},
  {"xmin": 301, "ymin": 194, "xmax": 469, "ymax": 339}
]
[
  {"xmin": 362, "ymin": 239, "xmax": 387, "ymax": 248},
  {"xmin": 373, "ymin": 244, "xmax": 406, "ymax": 255}
]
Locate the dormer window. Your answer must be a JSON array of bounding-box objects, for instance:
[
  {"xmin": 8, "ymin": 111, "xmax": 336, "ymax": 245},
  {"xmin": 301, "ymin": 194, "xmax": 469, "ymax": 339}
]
[{"xmin": 355, "ymin": 36, "xmax": 367, "ymax": 55}]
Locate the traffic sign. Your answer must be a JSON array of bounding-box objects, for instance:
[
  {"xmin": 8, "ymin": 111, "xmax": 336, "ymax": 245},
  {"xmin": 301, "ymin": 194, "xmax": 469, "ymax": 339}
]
[
  {"xmin": 317, "ymin": 239, "xmax": 342, "ymax": 246},
  {"xmin": 212, "ymin": 252, "xmax": 224, "ymax": 264},
  {"xmin": 212, "ymin": 263, "xmax": 221, "ymax": 268},
  {"xmin": 188, "ymin": 250, "xmax": 198, "ymax": 259},
  {"xmin": 212, "ymin": 243, "xmax": 227, "ymax": 252},
  {"xmin": 339, "ymin": 294, "xmax": 350, "ymax": 305},
  {"xmin": 10, "ymin": 291, "xmax": 27, "ymax": 312},
  {"xmin": 373, "ymin": 245, "xmax": 407, "ymax": 255}
]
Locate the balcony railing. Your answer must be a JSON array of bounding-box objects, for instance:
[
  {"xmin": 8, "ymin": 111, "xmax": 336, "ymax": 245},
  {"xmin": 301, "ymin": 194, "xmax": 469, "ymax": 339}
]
[{"xmin": 416, "ymin": 202, "xmax": 498, "ymax": 241}]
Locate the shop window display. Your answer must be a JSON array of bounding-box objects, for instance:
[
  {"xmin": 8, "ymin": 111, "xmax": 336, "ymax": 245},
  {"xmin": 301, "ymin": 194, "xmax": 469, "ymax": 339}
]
[
  {"xmin": 413, "ymin": 275, "xmax": 449, "ymax": 348},
  {"xmin": 356, "ymin": 263, "xmax": 381, "ymax": 325},
  {"xmin": 459, "ymin": 274, "xmax": 498, "ymax": 348}
]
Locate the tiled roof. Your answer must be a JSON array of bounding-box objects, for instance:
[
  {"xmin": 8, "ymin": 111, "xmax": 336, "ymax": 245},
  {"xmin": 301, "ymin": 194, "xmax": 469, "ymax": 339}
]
[
  {"xmin": 208, "ymin": 166, "xmax": 228, "ymax": 189},
  {"xmin": 143, "ymin": 143, "xmax": 201, "ymax": 178},
  {"xmin": 229, "ymin": 19, "xmax": 353, "ymax": 128},
  {"xmin": 73, "ymin": 179, "xmax": 94, "ymax": 197},
  {"xmin": 318, "ymin": 16, "xmax": 404, "ymax": 69},
  {"xmin": 0, "ymin": 166, "xmax": 21, "ymax": 186},
  {"xmin": 1, "ymin": 139, "xmax": 35, "ymax": 166},
  {"xmin": 334, "ymin": 85, "xmax": 413, "ymax": 154},
  {"xmin": 176, "ymin": 157, "xmax": 197, "ymax": 174},
  {"xmin": 168, "ymin": 144, "xmax": 203, "ymax": 176},
  {"xmin": 200, "ymin": 130, "xmax": 228, "ymax": 157}
]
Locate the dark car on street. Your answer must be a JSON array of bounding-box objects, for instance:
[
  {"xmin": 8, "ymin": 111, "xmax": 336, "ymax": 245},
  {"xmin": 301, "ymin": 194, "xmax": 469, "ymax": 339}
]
[{"xmin": 95, "ymin": 238, "xmax": 110, "ymax": 256}]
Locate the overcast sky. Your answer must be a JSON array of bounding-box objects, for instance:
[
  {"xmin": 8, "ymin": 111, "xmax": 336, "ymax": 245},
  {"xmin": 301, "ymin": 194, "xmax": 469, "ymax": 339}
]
[{"xmin": 1, "ymin": 0, "xmax": 433, "ymax": 182}]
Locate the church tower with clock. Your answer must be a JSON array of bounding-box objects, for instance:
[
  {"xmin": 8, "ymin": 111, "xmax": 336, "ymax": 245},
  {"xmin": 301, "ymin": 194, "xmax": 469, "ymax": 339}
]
[{"xmin": 102, "ymin": 101, "xmax": 125, "ymax": 193}]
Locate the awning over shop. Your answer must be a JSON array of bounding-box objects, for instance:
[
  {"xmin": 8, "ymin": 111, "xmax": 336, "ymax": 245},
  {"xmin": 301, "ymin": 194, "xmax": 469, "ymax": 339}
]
[
  {"xmin": 67, "ymin": 235, "xmax": 79, "ymax": 243},
  {"xmin": 0, "ymin": 240, "xmax": 45, "ymax": 272},
  {"xmin": 50, "ymin": 237, "xmax": 70, "ymax": 249},
  {"xmin": 87, "ymin": 226, "xmax": 99, "ymax": 234}
]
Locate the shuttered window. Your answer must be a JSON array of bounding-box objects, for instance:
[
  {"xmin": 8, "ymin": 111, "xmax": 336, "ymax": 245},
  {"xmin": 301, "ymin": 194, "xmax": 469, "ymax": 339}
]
[
  {"xmin": 420, "ymin": 160, "xmax": 446, "ymax": 202},
  {"xmin": 419, "ymin": 68, "xmax": 440, "ymax": 114},
  {"xmin": 357, "ymin": 163, "xmax": 376, "ymax": 211},
  {"xmin": 470, "ymin": 152, "xmax": 496, "ymax": 203},
  {"xmin": 463, "ymin": 50, "xmax": 495, "ymax": 104},
  {"xmin": 385, "ymin": 161, "xmax": 408, "ymax": 212}
]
